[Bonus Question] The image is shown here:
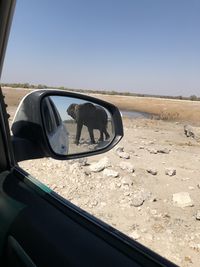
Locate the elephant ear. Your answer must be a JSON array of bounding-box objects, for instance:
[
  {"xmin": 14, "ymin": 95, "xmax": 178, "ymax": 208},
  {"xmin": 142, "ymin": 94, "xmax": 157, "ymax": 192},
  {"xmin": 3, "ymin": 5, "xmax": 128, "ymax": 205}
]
[
  {"xmin": 74, "ymin": 104, "xmax": 82, "ymax": 121},
  {"xmin": 67, "ymin": 104, "xmax": 78, "ymax": 120}
]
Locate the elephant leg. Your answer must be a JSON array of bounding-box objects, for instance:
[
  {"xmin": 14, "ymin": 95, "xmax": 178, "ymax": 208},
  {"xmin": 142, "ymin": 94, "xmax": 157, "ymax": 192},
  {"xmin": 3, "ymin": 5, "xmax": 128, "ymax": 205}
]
[
  {"xmin": 104, "ymin": 129, "xmax": 110, "ymax": 140},
  {"xmin": 88, "ymin": 127, "xmax": 95, "ymax": 144},
  {"xmin": 75, "ymin": 122, "xmax": 83, "ymax": 145},
  {"xmin": 98, "ymin": 130, "xmax": 104, "ymax": 142}
]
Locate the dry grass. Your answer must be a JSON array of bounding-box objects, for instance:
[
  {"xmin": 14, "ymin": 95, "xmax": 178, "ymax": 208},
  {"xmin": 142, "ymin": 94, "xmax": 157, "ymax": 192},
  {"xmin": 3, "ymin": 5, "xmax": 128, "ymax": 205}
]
[
  {"xmin": 90, "ymin": 93, "xmax": 200, "ymax": 124},
  {"xmin": 2, "ymin": 87, "xmax": 33, "ymax": 106},
  {"xmin": 2, "ymin": 87, "xmax": 200, "ymax": 124}
]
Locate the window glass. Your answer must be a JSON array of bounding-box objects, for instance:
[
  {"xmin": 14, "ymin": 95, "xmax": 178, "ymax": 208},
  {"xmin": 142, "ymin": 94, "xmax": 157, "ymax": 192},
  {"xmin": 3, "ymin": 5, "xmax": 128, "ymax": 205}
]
[
  {"xmin": 2, "ymin": 1, "xmax": 200, "ymax": 266},
  {"xmin": 42, "ymin": 98, "xmax": 55, "ymax": 134},
  {"xmin": 49, "ymin": 98, "xmax": 62, "ymax": 127}
]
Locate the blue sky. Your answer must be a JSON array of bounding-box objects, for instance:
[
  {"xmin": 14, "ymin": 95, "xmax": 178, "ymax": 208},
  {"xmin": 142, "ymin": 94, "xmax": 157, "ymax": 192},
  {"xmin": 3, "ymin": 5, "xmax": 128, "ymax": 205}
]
[{"xmin": 1, "ymin": 0, "xmax": 200, "ymax": 96}]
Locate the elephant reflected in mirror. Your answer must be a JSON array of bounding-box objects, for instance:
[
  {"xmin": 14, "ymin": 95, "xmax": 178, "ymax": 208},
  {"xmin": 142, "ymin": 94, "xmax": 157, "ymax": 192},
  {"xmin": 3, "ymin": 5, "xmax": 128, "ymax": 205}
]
[{"xmin": 67, "ymin": 102, "xmax": 110, "ymax": 145}]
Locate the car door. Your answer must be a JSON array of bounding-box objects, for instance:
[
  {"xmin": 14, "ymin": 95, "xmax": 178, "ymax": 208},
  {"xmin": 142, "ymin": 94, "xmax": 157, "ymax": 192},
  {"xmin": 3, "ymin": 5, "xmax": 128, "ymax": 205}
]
[
  {"xmin": 42, "ymin": 96, "xmax": 69, "ymax": 155},
  {"xmin": 0, "ymin": 1, "xmax": 178, "ymax": 266}
]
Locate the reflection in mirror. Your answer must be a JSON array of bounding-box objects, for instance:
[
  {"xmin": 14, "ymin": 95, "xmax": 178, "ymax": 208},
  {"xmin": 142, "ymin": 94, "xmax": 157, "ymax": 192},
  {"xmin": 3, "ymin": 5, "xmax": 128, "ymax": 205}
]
[{"xmin": 41, "ymin": 96, "xmax": 114, "ymax": 155}]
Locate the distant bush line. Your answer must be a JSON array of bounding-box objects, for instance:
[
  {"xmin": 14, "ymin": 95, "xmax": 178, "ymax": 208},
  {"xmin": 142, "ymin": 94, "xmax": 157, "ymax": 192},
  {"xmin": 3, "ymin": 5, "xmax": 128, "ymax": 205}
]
[{"xmin": 1, "ymin": 82, "xmax": 200, "ymax": 101}]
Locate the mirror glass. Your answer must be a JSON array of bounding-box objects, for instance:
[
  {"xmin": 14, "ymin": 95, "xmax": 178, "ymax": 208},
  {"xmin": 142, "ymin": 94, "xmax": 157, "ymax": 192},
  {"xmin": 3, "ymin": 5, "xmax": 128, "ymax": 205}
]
[{"xmin": 41, "ymin": 95, "xmax": 114, "ymax": 155}]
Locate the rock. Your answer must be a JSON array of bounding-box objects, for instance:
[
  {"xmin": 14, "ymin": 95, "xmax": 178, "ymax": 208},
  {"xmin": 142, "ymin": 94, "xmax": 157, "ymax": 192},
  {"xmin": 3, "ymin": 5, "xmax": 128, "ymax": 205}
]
[
  {"xmin": 173, "ymin": 192, "xmax": 194, "ymax": 208},
  {"xmin": 131, "ymin": 194, "xmax": 144, "ymax": 207},
  {"xmin": 119, "ymin": 162, "xmax": 135, "ymax": 173},
  {"xmin": 150, "ymin": 197, "xmax": 157, "ymax": 202},
  {"xmin": 139, "ymin": 146, "xmax": 145, "ymax": 149},
  {"xmin": 89, "ymin": 200, "xmax": 98, "ymax": 208},
  {"xmin": 189, "ymin": 186, "xmax": 195, "ymax": 190},
  {"xmin": 122, "ymin": 184, "xmax": 129, "ymax": 191},
  {"xmin": 121, "ymin": 176, "xmax": 134, "ymax": 187},
  {"xmin": 71, "ymin": 158, "xmax": 88, "ymax": 166},
  {"xmin": 184, "ymin": 125, "xmax": 195, "ymax": 137},
  {"xmin": 196, "ymin": 210, "xmax": 200, "ymax": 220},
  {"xmin": 89, "ymin": 157, "xmax": 111, "ymax": 172},
  {"xmin": 58, "ymin": 184, "xmax": 65, "ymax": 189},
  {"xmin": 157, "ymin": 148, "xmax": 170, "ymax": 154},
  {"xmin": 116, "ymin": 182, "xmax": 122, "ymax": 188},
  {"xmin": 103, "ymin": 169, "xmax": 119, "ymax": 178},
  {"xmin": 129, "ymin": 230, "xmax": 141, "ymax": 240},
  {"xmin": 116, "ymin": 147, "xmax": 130, "ymax": 159},
  {"xmin": 140, "ymin": 189, "xmax": 152, "ymax": 201},
  {"xmin": 84, "ymin": 170, "xmax": 91, "ymax": 176},
  {"xmin": 152, "ymin": 223, "xmax": 165, "ymax": 233},
  {"xmin": 147, "ymin": 148, "xmax": 158, "ymax": 154},
  {"xmin": 150, "ymin": 209, "xmax": 157, "ymax": 216},
  {"xmin": 119, "ymin": 152, "xmax": 130, "ymax": 159},
  {"xmin": 76, "ymin": 157, "xmax": 88, "ymax": 166},
  {"xmin": 148, "ymin": 141, "xmax": 155, "ymax": 145},
  {"xmin": 165, "ymin": 168, "xmax": 176, "ymax": 176},
  {"xmin": 189, "ymin": 243, "xmax": 200, "ymax": 251},
  {"xmin": 184, "ymin": 125, "xmax": 200, "ymax": 141},
  {"xmin": 147, "ymin": 148, "xmax": 170, "ymax": 154},
  {"xmin": 147, "ymin": 168, "xmax": 158, "ymax": 175},
  {"xmin": 115, "ymin": 146, "xmax": 124, "ymax": 152},
  {"xmin": 130, "ymin": 189, "xmax": 151, "ymax": 207}
]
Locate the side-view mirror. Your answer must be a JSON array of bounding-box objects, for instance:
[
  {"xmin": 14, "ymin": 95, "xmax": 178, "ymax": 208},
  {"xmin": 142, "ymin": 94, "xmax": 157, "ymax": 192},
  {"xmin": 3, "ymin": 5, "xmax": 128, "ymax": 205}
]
[{"xmin": 11, "ymin": 90, "xmax": 123, "ymax": 161}]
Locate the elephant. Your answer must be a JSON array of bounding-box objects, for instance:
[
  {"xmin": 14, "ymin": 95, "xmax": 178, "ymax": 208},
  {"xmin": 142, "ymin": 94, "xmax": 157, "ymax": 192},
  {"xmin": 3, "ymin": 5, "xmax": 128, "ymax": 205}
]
[{"xmin": 67, "ymin": 102, "xmax": 110, "ymax": 145}]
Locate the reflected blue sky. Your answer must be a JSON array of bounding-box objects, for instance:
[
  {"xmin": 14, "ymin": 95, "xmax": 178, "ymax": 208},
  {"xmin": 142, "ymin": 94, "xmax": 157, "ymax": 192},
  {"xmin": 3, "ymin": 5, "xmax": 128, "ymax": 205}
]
[
  {"xmin": 50, "ymin": 96, "xmax": 111, "ymax": 121},
  {"xmin": 50, "ymin": 96, "xmax": 86, "ymax": 121}
]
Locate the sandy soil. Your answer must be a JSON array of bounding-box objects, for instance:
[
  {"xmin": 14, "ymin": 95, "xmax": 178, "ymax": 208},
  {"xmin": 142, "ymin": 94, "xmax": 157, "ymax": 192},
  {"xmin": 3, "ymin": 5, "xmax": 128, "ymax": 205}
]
[{"xmin": 2, "ymin": 87, "xmax": 200, "ymax": 266}]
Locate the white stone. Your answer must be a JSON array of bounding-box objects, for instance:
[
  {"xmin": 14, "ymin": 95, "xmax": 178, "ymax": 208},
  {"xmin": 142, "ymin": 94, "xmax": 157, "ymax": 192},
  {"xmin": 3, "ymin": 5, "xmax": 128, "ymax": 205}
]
[
  {"xmin": 103, "ymin": 169, "xmax": 119, "ymax": 177},
  {"xmin": 115, "ymin": 146, "xmax": 124, "ymax": 152},
  {"xmin": 165, "ymin": 168, "xmax": 176, "ymax": 176},
  {"xmin": 148, "ymin": 148, "xmax": 158, "ymax": 154},
  {"xmin": 119, "ymin": 162, "xmax": 135, "ymax": 173},
  {"xmin": 118, "ymin": 152, "xmax": 130, "ymax": 159},
  {"xmin": 116, "ymin": 146, "xmax": 130, "ymax": 159},
  {"xmin": 121, "ymin": 176, "xmax": 134, "ymax": 186},
  {"xmin": 131, "ymin": 194, "xmax": 144, "ymax": 207},
  {"xmin": 173, "ymin": 192, "xmax": 193, "ymax": 208},
  {"xmin": 147, "ymin": 169, "xmax": 158, "ymax": 175},
  {"xmin": 116, "ymin": 182, "xmax": 122, "ymax": 188},
  {"xmin": 196, "ymin": 210, "xmax": 200, "ymax": 220},
  {"xmin": 189, "ymin": 186, "xmax": 195, "ymax": 190},
  {"xmin": 131, "ymin": 189, "xmax": 151, "ymax": 207},
  {"xmin": 89, "ymin": 157, "xmax": 111, "ymax": 172},
  {"xmin": 189, "ymin": 243, "xmax": 200, "ymax": 251},
  {"xmin": 129, "ymin": 230, "xmax": 140, "ymax": 240}
]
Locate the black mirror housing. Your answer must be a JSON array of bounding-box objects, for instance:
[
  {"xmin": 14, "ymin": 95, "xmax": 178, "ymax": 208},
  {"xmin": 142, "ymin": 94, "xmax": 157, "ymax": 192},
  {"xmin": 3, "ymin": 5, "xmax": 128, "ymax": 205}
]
[{"xmin": 11, "ymin": 90, "xmax": 123, "ymax": 162}]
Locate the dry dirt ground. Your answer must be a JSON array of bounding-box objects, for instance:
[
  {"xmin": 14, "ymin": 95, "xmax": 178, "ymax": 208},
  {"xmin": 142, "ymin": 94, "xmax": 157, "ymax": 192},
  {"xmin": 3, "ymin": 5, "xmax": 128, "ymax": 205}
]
[{"xmin": 3, "ymin": 87, "xmax": 200, "ymax": 267}]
